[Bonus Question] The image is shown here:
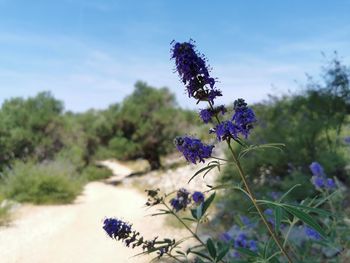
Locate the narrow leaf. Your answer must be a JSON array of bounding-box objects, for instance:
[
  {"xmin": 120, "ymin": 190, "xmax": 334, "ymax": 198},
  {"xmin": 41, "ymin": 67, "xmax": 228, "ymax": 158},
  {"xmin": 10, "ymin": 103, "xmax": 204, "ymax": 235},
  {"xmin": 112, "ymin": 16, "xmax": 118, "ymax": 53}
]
[
  {"xmin": 283, "ymin": 205, "xmax": 327, "ymax": 238},
  {"xmin": 188, "ymin": 164, "xmax": 218, "ymax": 183},
  {"xmin": 188, "ymin": 250, "xmax": 212, "ymax": 261},
  {"xmin": 235, "ymin": 247, "xmax": 259, "ymax": 257},
  {"xmin": 217, "ymin": 245, "xmax": 230, "ymax": 261},
  {"xmin": 202, "ymin": 192, "xmax": 216, "ymax": 216},
  {"xmin": 206, "ymin": 238, "xmax": 217, "ymax": 259},
  {"xmin": 274, "ymin": 206, "xmax": 282, "ymax": 233}
]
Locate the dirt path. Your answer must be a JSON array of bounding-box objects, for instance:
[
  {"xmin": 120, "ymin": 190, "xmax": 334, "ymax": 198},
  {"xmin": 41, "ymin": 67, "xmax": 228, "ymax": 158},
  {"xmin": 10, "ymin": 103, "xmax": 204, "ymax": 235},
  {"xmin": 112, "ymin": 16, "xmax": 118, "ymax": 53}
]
[{"xmin": 0, "ymin": 161, "xmax": 186, "ymax": 263}]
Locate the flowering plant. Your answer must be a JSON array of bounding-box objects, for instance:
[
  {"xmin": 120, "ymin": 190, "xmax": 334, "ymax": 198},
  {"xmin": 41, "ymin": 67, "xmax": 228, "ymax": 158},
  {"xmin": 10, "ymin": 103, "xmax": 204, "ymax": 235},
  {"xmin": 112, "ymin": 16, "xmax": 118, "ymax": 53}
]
[{"xmin": 103, "ymin": 40, "xmax": 347, "ymax": 262}]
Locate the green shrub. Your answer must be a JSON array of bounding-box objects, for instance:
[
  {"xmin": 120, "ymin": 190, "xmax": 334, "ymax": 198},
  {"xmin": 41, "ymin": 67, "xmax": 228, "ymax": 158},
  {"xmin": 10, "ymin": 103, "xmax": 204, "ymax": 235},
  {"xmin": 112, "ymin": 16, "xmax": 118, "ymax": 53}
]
[
  {"xmin": 0, "ymin": 160, "xmax": 83, "ymax": 204},
  {"xmin": 81, "ymin": 165, "xmax": 113, "ymax": 181}
]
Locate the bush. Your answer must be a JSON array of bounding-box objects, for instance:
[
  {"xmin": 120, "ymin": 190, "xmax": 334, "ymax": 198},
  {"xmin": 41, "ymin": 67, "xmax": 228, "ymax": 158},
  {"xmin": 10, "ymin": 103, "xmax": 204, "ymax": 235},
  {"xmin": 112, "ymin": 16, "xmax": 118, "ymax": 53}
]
[
  {"xmin": 81, "ymin": 165, "xmax": 113, "ymax": 181},
  {"xmin": 0, "ymin": 160, "xmax": 82, "ymax": 204}
]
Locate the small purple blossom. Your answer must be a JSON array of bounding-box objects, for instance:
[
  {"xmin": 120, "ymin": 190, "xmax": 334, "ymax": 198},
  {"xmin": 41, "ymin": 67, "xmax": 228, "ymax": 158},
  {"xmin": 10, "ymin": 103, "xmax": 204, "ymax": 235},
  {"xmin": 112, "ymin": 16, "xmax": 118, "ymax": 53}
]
[
  {"xmin": 192, "ymin": 191, "xmax": 205, "ymax": 204},
  {"xmin": 344, "ymin": 136, "xmax": 350, "ymax": 144},
  {"xmin": 232, "ymin": 99, "xmax": 257, "ymax": 138},
  {"xmin": 199, "ymin": 105, "xmax": 227, "ymax": 123},
  {"xmin": 103, "ymin": 218, "xmax": 132, "ymax": 240},
  {"xmin": 312, "ymin": 175, "xmax": 325, "ymax": 188},
  {"xmin": 170, "ymin": 188, "xmax": 191, "ymax": 212},
  {"xmin": 210, "ymin": 120, "xmax": 239, "ymax": 141},
  {"xmin": 249, "ymin": 240, "xmax": 258, "ymax": 252},
  {"xmin": 309, "ymin": 162, "xmax": 337, "ymax": 191},
  {"xmin": 234, "ymin": 233, "xmax": 248, "ymax": 248},
  {"xmin": 207, "ymin": 89, "xmax": 222, "ymax": 104},
  {"xmin": 264, "ymin": 208, "xmax": 273, "ymax": 216},
  {"xmin": 199, "ymin": 109, "xmax": 212, "ymax": 123},
  {"xmin": 174, "ymin": 136, "xmax": 214, "ymax": 164},
  {"xmin": 326, "ymin": 178, "xmax": 336, "ymax": 189},
  {"xmin": 305, "ymin": 226, "xmax": 322, "ymax": 240},
  {"xmin": 232, "ymin": 232, "xmax": 258, "ymax": 256},
  {"xmin": 309, "ymin": 162, "xmax": 324, "ymax": 177},
  {"xmin": 220, "ymin": 232, "xmax": 232, "ymax": 242},
  {"xmin": 240, "ymin": 216, "xmax": 251, "ymax": 226}
]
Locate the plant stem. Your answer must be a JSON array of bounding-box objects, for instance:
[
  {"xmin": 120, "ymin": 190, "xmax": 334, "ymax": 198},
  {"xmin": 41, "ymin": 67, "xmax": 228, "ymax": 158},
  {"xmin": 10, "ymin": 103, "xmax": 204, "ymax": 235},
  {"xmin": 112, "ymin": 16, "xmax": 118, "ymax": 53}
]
[
  {"xmin": 283, "ymin": 219, "xmax": 296, "ymax": 248},
  {"xmin": 205, "ymin": 99, "xmax": 292, "ymax": 262},
  {"xmin": 226, "ymin": 141, "xmax": 293, "ymax": 263}
]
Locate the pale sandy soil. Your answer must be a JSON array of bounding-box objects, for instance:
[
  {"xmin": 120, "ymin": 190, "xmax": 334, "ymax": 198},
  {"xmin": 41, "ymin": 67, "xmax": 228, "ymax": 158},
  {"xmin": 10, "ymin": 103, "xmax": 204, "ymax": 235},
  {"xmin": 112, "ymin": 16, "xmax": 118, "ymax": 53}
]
[{"xmin": 0, "ymin": 161, "xmax": 192, "ymax": 263}]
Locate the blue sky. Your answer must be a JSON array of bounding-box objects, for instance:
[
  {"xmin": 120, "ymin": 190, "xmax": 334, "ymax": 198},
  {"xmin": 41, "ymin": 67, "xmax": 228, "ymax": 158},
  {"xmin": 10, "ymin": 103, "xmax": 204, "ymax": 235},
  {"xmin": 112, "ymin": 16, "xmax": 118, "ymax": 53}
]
[{"xmin": 0, "ymin": 0, "xmax": 349, "ymax": 112}]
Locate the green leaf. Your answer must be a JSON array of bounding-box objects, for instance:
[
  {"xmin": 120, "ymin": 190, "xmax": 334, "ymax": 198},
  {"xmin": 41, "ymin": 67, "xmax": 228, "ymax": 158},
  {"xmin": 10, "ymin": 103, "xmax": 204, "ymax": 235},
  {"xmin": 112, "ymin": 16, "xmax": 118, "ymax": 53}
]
[
  {"xmin": 175, "ymin": 250, "xmax": 186, "ymax": 256},
  {"xmin": 188, "ymin": 164, "xmax": 218, "ymax": 183},
  {"xmin": 206, "ymin": 238, "xmax": 217, "ymax": 259},
  {"xmin": 202, "ymin": 192, "xmax": 216, "ymax": 216},
  {"xmin": 196, "ymin": 204, "xmax": 203, "ymax": 219},
  {"xmin": 151, "ymin": 212, "xmax": 170, "ymax": 216},
  {"xmin": 284, "ymin": 203, "xmax": 332, "ymax": 217},
  {"xmin": 188, "ymin": 250, "xmax": 212, "ymax": 261},
  {"xmin": 216, "ymin": 245, "xmax": 230, "ymax": 261},
  {"xmin": 274, "ymin": 206, "xmax": 282, "ymax": 233},
  {"xmin": 191, "ymin": 208, "xmax": 198, "ymax": 220},
  {"xmin": 182, "ymin": 217, "xmax": 197, "ymax": 222},
  {"xmin": 283, "ymin": 205, "xmax": 327, "ymax": 238},
  {"xmin": 235, "ymin": 247, "xmax": 259, "ymax": 257},
  {"xmin": 238, "ymin": 143, "xmax": 285, "ymax": 159},
  {"xmin": 278, "ymin": 184, "xmax": 301, "ymax": 202}
]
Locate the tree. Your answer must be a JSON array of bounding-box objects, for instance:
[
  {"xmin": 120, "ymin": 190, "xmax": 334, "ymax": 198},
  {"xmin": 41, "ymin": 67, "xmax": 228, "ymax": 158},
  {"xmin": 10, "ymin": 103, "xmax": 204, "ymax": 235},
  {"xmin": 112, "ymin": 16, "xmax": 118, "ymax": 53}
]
[
  {"xmin": 114, "ymin": 81, "xmax": 181, "ymax": 170},
  {"xmin": 0, "ymin": 91, "xmax": 64, "ymax": 169}
]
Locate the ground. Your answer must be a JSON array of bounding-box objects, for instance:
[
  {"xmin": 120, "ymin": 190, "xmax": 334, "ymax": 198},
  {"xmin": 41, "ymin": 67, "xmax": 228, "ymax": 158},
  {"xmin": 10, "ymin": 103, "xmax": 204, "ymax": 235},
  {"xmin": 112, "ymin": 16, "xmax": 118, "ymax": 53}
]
[{"xmin": 0, "ymin": 158, "xmax": 219, "ymax": 263}]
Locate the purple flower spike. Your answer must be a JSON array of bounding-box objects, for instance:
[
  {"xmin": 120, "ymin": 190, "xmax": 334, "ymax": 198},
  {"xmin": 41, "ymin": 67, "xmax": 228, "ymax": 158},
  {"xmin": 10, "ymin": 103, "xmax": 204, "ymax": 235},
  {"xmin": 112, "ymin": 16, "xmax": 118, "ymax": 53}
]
[
  {"xmin": 232, "ymin": 98, "xmax": 257, "ymax": 138},
  {"xmin": 174, "ymin": 136, "xmax": 214, "ymax": 164},
  {"xmin": 103, "ymin": 218, "xmax": 132, "ymax": 240},
  {"xmin": 171, "ymin": 40, "xmax": 221, "ymax": 104}
]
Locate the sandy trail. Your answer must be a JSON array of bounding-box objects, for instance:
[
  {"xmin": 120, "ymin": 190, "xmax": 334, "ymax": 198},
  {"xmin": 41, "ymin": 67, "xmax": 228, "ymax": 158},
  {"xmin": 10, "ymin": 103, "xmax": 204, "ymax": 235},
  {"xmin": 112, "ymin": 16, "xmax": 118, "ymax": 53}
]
[{"xmin": 0, "ymin": 161, "xmax": 183, "ymax": 263}]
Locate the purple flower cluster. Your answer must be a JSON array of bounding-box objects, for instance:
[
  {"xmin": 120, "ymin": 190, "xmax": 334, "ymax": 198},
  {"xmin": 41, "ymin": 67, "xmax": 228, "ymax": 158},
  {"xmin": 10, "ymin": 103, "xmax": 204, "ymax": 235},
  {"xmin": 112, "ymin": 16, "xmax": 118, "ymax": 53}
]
[
  {"xmin": 210, "ymin": 120, "xmax": 239, "ymax": 141},
  {"xmin": 199, "ymin": 105, "xmax": 226, "ymax": 123},
  {"xmin": 309, "ymin": 162, "xmax": 336, "ymax": 190},
  {"xmin": 170, "ymin": 188, "xmax": 191, "ymax": 212},
  {"xmin": 304, "ymin": 226, "xmax": 321, "ymax": 240},
  {"xmin": 103, "ymin": 218, "xmax": 132, "ymax": 240},
  {"xmin": 234, "ymin": 233, "xmax": 258, "ymax": 253},
  {"xmin": 103, "ymin": 217, "xmax": 175, "ymax": 256},
  {"xmin": 210, "ymin": 99, "xmax": 256, "ymax": 141},
  {"xmin": 232, "ymin": 99, "xmax": 257, "ymax": 138},
  {"xmin": 221, "ymin": 231, "xmax": 257, "ymax": 257},
  {"xmin": 171, "ymin": 40, "xmax": 222, "ymax": 104},
  {"xmin": 170, "ymin": 189, "xmax": 205, "ymax": 212},
  {"xmin": 174, "ymin": 136, "xmax": 214, "ymax": 164}
]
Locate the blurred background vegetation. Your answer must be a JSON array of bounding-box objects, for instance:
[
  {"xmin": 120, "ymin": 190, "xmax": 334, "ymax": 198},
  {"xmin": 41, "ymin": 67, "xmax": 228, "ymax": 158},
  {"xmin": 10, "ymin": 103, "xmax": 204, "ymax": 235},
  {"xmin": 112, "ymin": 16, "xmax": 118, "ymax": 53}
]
[
  {"xmin": 0, "ymin": 81, "xmax": 197, "ymax": 209},
  {"xmin": 217, "ymin": 57, "xmax": 350, "ymax": 218},
  {"xmin": 0, "ymin": 57, "xmax": 349, "ymax": 231}
]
